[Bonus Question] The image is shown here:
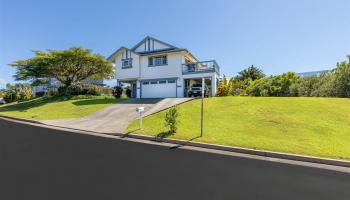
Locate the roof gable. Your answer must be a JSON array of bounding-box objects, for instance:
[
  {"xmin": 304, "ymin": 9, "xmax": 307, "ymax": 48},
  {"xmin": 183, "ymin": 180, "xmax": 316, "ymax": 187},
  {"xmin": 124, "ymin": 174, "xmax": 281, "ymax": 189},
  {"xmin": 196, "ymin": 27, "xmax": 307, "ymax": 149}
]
[
  {"xmin": 107, "ymin": 47, "xmax": 139, "ymax": 61},
  {"xmin": 131, "ymin": 36, "xmax": 178, "ymax": 53}
]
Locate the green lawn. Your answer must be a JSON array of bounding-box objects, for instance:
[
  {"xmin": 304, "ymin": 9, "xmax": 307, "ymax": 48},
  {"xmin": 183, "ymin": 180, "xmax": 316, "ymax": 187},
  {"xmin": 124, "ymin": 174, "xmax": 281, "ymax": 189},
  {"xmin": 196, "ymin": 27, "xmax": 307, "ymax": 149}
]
[
  {"xmin": 0, "ymin": 95, "xmax": 119, "ymax": 120},
  {"xmin": 127, "ymin": 97, "xmax": 350, "ymax": 160}
]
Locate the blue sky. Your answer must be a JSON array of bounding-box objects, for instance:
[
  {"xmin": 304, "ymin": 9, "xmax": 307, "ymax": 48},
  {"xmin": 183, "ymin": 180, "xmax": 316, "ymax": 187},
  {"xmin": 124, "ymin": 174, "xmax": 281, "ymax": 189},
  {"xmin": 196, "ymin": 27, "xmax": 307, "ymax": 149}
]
[{"xmin": 1, "ymin": 0, "xmax": 349, "ymax": 88}]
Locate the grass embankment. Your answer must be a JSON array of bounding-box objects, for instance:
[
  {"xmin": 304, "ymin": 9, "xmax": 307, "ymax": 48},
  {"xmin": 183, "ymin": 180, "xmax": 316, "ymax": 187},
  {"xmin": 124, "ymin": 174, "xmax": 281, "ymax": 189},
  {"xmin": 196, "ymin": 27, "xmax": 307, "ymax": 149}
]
[
  {"xmin": 0, "ymin": 95, "xmax": 119, "ymax": 120},
  {"xmin": 127, "ymin": 97, "xmax": 350, "ymax": 160}
]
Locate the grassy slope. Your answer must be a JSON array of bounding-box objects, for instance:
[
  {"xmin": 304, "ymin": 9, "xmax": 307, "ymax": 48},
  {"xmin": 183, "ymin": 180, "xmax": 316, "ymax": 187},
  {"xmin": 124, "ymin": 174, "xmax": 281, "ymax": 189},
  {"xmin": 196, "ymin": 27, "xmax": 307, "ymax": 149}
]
[
  {"xmin": 127, "ymin": 97, "xmax": 350, "ymax": 160},
  {"xmin": 0, "ymin": 95, "xmax": 118, "ymax": 120}
]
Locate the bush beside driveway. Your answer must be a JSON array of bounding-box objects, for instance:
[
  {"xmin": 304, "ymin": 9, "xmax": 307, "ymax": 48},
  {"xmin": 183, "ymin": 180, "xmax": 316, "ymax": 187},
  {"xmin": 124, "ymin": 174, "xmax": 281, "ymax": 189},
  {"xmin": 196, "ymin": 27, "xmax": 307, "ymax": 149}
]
[{"xmin": 127, "ymin": 96, "xmax": 350, "ymax": 160}]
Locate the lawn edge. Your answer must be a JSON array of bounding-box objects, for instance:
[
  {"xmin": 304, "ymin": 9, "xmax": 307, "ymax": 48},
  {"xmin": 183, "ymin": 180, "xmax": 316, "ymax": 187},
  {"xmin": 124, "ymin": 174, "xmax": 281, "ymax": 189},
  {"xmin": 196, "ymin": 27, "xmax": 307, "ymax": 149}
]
[
  {"xmin": 0, "ymin": 114, "xmax": 42, "ymax": 124},
  {"xmin": 1, "ymin": 114, "xmax": 350, "ymax": 168}
]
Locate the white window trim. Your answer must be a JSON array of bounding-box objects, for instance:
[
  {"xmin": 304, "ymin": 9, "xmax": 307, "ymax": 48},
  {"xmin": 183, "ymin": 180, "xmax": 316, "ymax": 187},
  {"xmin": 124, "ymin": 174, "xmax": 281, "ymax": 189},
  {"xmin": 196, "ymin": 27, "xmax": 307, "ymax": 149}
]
[{"xmin": 148, "ymin": 55, "xmax": 168, "ymax": 67}]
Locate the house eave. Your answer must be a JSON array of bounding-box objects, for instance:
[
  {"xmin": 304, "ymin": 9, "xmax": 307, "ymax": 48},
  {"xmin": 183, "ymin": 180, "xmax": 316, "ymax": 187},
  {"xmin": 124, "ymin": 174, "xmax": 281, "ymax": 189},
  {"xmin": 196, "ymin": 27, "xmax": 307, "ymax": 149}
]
[{"xmin": 107, "ymin": 47, "xmax": 139, "ymax": 62}]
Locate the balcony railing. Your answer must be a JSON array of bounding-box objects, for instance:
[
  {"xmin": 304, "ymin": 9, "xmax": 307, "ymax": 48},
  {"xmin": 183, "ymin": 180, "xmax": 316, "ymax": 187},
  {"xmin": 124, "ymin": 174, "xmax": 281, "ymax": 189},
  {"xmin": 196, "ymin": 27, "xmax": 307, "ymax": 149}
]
[{"xmin": 182, "ymin": 60, "xmax": 220, "ymax": 75}]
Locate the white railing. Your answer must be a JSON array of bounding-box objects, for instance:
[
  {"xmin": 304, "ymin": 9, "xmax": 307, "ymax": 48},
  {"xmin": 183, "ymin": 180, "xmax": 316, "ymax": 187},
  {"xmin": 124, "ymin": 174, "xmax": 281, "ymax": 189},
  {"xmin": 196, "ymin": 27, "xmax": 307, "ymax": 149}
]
[{"xmin": 182, "ymin": 60, "xmax": 219, "ymax": 75}]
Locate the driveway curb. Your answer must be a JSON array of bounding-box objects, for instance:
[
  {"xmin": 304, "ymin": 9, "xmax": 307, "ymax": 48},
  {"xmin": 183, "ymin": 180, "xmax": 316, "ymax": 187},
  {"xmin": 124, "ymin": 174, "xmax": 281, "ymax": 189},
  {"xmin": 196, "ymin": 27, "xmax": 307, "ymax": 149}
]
[{"xmin": 1, "ymin": 114, "xmax": 349, "ymax": 168}]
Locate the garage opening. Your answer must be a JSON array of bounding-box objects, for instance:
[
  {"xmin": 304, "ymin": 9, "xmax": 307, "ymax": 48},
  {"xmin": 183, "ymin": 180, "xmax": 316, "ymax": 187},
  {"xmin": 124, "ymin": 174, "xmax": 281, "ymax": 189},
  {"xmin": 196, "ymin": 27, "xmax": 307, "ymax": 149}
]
[
  {"xmin": 117, "ymin": 80, "xmax": 137, "ymax": 98},
  {"xmin": 184, "ymin": 78, "xmax": 212, "ymax": 97},
  {"xmin": 141, "ymin": 79, "xmax": 177, "ymax": 98}
]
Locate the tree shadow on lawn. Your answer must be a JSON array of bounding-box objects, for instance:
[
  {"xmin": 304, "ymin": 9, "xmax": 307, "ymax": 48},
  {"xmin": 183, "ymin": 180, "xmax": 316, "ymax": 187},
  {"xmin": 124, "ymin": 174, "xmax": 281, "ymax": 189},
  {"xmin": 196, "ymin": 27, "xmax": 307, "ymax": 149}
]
[
  {"xmin": 0, "ymin": 95, "xmax": 115, "ymax": 113},
  {"xmin": 156, "ymin": 131, "xmax": 174, "ymax": 138},
  {"xmin": 122, "ymin": 129, "xmax": 202, "ymax": 150},
  {"xmin": 122, "ymin": 129, "xmax": 174, "ymax": 139},
  {"xmin": 156, "ymin": 131, "xmax": 203, "ymax": 150},
  {"xmin": 121, "ymin": 128, "xmax": 141, "ymax": 138},
  {"xmin": 72, "ymin": 98, "xmax": 117, "ymax": 106},
  {"xmin": 0, "ymin": 96, "xmax": 70, "ymax": 113}
]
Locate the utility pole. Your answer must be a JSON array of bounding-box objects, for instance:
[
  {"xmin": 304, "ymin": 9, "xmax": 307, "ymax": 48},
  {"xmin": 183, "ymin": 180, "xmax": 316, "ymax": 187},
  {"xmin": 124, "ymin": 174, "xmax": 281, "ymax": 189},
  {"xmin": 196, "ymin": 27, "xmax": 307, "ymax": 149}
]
[{"xmin": 200, "ymin": 77, "xmax": 204, "ymax": 137}]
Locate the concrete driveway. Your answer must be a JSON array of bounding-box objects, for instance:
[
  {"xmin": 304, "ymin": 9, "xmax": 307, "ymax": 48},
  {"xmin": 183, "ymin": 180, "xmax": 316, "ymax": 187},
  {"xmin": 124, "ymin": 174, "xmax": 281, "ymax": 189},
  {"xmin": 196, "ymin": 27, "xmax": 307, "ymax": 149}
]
[{"xmin": 41, "ymin": 98, "xmax": 192, "ymax": 134}]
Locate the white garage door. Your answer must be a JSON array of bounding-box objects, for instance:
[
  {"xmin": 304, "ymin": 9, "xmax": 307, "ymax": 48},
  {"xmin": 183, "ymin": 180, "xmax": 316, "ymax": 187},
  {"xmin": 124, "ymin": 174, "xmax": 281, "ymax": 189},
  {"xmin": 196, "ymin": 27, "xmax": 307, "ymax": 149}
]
[{"xmin": 141, "ymin": 79, "xmax": 177, "ymax": 98}]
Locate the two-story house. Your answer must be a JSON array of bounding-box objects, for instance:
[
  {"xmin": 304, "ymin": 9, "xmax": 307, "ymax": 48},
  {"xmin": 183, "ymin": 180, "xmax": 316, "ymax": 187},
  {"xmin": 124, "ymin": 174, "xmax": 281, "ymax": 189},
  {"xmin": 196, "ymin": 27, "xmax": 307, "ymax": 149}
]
[{"xmin": 107, "ymin": 36, "xmax": 220, "ymax": 98}]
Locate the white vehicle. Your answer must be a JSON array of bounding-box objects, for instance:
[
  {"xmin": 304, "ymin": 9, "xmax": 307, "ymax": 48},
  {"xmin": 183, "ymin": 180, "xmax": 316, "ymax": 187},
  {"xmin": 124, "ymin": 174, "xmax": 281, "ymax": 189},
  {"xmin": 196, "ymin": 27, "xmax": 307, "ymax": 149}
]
[
  {"xmin": 0, "ymin": 98, "xmax": 6, "ymax": 104},
  {"xmin": 187, "ymin": 84, "xmax": 210, "ymax": 97}
]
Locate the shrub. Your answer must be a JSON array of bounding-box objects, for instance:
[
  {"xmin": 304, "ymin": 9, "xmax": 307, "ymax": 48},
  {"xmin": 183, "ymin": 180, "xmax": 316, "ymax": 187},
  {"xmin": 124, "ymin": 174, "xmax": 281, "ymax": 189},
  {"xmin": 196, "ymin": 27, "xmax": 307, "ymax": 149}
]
[
  {"xmin": 216, "ymin": 75, "xmax": 232, "ymax": 96},
  {"xmin": 113, "ymin": 86, "xmax": 123, "ymax": 98},
  {"xmin": 125, "ymin": 88, "xmax": 132, "ymax": 98},
  {"xmin": 59, "ymin": 83, "xmax": 102, "ymax": 96},
  {"xmin": 19, "ymin": 89, "xmax": 32, "ymax": 100},
  {"xmin": 247, "ymin": 72, "xmax": 298, "ymax": 96},
  {"xmin": 3, "ymin": 90, "xmax": 17, "ymax": 103},
  {"xmin": 101, "ymin": 87, "xmax": 114, "ymax": 95},
  {"xmin": 216, "ymin": 84, "xmax": 230, "ymax": 96},
  {"xmin": 83, "ymin": 84, "xmax": 102, "ymax": 96},
  {"xmin": 332, "ymin": 61, "xmax": 350, "ymax": 97},
  {"xmin": 3, "ymin": 83, "xmax": 32, "ymax": 102},
  {"xmin": 35, "ymin": 91, "xmax": 45, "ymax": 97},
  {"xmin": 65, "ymin": 84, "xmax": 83, "ymax": 95},
  {"xmin": 164, "ymin": 106, "xmax": 179, "ymax": 133},
  {"xmin": 47, "ymin": 90, "xmax": 58, "ymax": 97}
]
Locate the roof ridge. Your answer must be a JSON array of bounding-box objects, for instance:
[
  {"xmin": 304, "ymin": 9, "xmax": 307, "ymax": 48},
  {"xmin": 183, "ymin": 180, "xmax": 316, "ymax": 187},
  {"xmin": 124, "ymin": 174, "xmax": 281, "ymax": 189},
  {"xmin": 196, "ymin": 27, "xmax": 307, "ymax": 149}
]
[{"xmin": 131, "ymin": 36, "xmax": 178, "ymax": 51}]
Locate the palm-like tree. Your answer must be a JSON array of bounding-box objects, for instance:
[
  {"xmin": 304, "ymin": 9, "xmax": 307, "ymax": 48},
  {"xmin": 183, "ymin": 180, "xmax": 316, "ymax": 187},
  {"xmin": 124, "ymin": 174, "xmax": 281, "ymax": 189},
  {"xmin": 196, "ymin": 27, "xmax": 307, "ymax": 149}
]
[{"xmin": 237, "ymin": 65, "xmax": 265, "ymax": 81}]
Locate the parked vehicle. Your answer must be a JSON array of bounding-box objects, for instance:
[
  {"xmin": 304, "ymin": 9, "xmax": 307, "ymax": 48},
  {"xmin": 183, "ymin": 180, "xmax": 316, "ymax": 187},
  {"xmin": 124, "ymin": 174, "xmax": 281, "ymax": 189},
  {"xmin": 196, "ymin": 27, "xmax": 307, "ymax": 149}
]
[
  {"xmin": 187, "ymin": 84, "xmax": 210, "ymax": 97},
  {"xmin": 0, "ymin": 98, "xmax": 6, "ymax": 104}
]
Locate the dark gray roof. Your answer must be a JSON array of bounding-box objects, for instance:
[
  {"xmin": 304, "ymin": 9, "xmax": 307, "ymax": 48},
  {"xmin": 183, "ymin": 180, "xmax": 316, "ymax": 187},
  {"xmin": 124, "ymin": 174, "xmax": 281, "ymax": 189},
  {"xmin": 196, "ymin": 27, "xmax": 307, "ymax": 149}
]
[
  {"xmin": 107, "ymin": 46, "xmax": 131, "ymax": 61},
  {"xmin": 131, "ymin": 36, "xmax": 178, "ymax": 51},
  {"xmin": 107, "ymin": 36, "xmax": 198, "ymax": 61},
  {"xmin": 137, "ymin": 48, "xmax": 187, "ymax": 55}
]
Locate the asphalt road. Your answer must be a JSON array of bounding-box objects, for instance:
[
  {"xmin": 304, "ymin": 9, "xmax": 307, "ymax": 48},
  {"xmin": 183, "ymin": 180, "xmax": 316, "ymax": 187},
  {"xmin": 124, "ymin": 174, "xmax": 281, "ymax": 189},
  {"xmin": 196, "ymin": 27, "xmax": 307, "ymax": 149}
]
[{"xmin": 0, "ymin": 118, "xmax": 349, "ymax": 200}]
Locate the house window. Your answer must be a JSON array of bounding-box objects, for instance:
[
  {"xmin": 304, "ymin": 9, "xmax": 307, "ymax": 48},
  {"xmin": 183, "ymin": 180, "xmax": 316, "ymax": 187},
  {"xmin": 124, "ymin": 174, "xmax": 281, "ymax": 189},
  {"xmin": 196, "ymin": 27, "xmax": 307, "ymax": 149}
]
[
  {"xmin": 159, "ymin": 80, "xmax": 166, "ymax": 84},
  {"xmin": 142, "ymin": 82, "xmax": 149, "ymax": 85},
  {"xmin": 122, "ymin": 58, "xmax": 132, "ymax": 68},
  {"xmin": 148, "ymin": 55, "xmax": 167, "ymax": 67},
  {"xmin": 155, "ymin": 57, "xmax": 162, "ymax": 66},
  {"xmin": 148, "ymin": 57, "xmax": 153, "ymax": 66},
  {"xmin": 150, "ymin": 81, "xmax": 158, "ymax": 84},
  {"xmin": 167, "ymin": 80, "xmax": 175, "ymax": 83},
  {"xmin": 162, "ymin": 56, "xmax": 167, "ymax": 65}
]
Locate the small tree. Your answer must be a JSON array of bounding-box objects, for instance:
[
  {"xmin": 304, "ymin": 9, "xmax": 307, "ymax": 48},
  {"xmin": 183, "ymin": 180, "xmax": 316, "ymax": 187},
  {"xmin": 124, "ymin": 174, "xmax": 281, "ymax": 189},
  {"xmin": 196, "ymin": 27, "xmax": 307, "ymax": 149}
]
[
  {"xmin": 237, "ymin": 65, "xmax": 265, "ymax": 81},
  {"xmin": 216, "ymin": 75, "xmax": 231, "ymax": 96},
  {"xmin": 164, "ymin": 106, "xmax": 179, "ymax": 133}
]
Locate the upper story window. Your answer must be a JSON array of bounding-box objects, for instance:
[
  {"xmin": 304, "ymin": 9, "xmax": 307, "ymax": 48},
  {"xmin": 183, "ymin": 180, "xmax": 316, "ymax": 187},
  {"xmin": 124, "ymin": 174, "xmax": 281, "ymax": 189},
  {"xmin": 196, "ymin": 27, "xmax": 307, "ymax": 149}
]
[
  {"xmin": 122, "ymin": 58, "xmax": 132, "ymax": 69},
  {"xmin": 148, "ymin": 55, "xmax": 167, "ymax": 67}
]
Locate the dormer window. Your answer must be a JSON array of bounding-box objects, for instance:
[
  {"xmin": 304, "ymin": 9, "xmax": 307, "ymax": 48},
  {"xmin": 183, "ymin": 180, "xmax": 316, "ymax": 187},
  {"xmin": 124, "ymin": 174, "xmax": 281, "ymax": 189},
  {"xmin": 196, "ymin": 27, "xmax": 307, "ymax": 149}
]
[
  {"xmin": 148, "ymin": 55, "xmax": 167, "ymax": 67},
  {"xmin": 122, "ymin": 58, "xmax": 132, "ymax": 68}
]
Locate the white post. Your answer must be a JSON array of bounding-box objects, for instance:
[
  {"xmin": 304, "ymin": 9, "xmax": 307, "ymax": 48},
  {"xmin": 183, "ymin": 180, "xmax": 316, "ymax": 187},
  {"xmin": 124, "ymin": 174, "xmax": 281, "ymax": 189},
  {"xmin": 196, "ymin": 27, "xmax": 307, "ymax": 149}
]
[
  {"xmin": 140, "ymin": 112, "xmax": 143, "ymax": 129},
  {"xmin": 136, "ymin": 107, "xmax": 144, "ymax": 129},
  {"xmin": 136, "ymin": 80, "xmax": 141, "ymax": 98},
  {"xmin": 201, "ymin": 77, "xmax": 204, "ymax": 137},
  {"xmin": 211, "ymin": 74, "xmax": 217, "ymax": 97}
]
